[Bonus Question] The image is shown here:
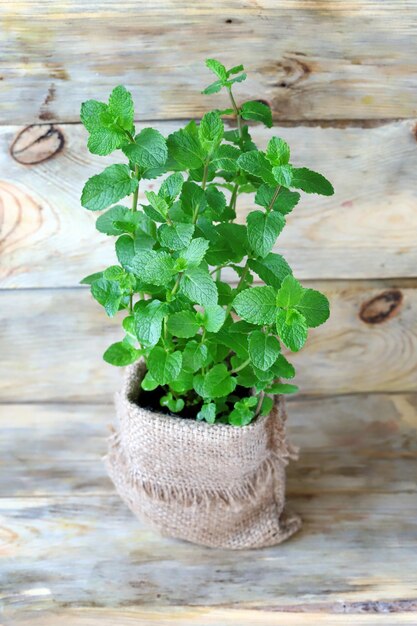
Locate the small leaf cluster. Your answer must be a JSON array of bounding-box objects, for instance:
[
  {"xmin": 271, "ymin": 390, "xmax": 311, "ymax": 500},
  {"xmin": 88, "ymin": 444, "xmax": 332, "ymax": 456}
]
[{"xmin": 80, "ymin": 59, "xmax": 334, "ymax": 426}]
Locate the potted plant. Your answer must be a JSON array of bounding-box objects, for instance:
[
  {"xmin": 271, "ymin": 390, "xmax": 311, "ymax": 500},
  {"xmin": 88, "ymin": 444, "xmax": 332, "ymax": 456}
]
[{"xmin": 80, "ymin": 59, "xmax": 333, "ymax": 549}]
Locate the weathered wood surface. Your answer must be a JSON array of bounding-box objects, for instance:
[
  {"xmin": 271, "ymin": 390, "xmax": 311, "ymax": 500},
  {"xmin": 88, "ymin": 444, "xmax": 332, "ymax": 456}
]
[
  {"xmin": 1, "ymin": 1, "xmax": 417, "ymax": 124},
  {"xmin": 1, "ymin": 394, "xmax": 416, "ymax": 623},
  {"xmin": 2, "ymin": 120, "xmax": 417, "ymax": 288},
  {"xmin": 0, "ymin": 280, "xmax": 415, "ymax": 402}
]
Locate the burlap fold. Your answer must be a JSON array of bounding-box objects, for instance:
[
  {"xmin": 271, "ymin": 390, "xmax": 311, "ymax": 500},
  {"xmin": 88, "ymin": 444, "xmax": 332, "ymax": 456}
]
[{"xmin": 105, "ymin": 361, "xmax": 301, "ymax": 549}]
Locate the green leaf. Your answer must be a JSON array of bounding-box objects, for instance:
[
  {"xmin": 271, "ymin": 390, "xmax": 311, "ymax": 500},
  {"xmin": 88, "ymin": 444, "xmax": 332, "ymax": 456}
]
[
  {"xmin": 237, "ymin": 150, "xmax": 276, "ymax": 186},
  {"xmin": 205, "ymin": 186, "xmax": 227, "ymax": 217},
  {"xmin": 103, "ymin": 341, "xmax": 138, "ymax": 366},
  {"xmin": 134, "ymin": 299, "xmax": 168, "ymax": 347},
  {"xmin": 182, "ymin": 341, "xmax": 209, "ymax": 373},
  {"xmin": 205, "ymin": 58, "xmax": 227, "ymax": 81},
  {"xmin": 233, "ymin": 286, "xmax": 277, "ymax": 325},
  {"xmin": 265, "ymin": 137, "xmax": 290, "ymax": 166},
  {"xmin": 159, "ymin": 173, "xmax": 184, "ymax": 203},
  {"xmin": 80, "ymin": 99, "xmax": 108, "ymax": 133},
  {"xmin": 143, "ymin": 191, "xmax": 169, "ymax": 222},
  {"xmin": 160, "ymin": 392, "xmax": 185, "ymax": 413},
  {"xmin": 291, "ymin": 167, "xmax": 334, "ymax": 196},
  {"xmin": 180, "ymin": 267, "xmax": 218, "ymax": 306},
  {"xmin": 248, "ymin": 330, "xmax": 281, "ymax": 371},
  {"xmin": 180, "ymin": 181, "xmax": 207, "ymax": 219},
  {"xmin": 80, "ymin": 271, "xmax": 103, "ymax": 285},
  {"xmin": 199, "ymin": 305, "xmax": 226, "ymax": 333},
  {"xmin": 148, "ymin": 347, "xmax": 182, "ymax": 385},
  {"xmin": 228, "ymin": 397, "xmax": 258, "ymax": 427},
  {"xmin": 141, "ymin": 371, "xmax": 159, "ymax": 391},
  {"xmin": 180, "ymin": 237, "xmax": 210, "ymax": 267},
  {"xmin": 196, "ymin": 403, "xmax": 217, "ymax": 424},
  {"xmin": 123, "ymin": 128, "xmax": 167, "ymax": 172},
  {"xmin": 265, "ymin": 382, "xmax": 299, "ymax": 395},
  {"xmin": 108, "ymin": 85, "xmax": 134, "ymax": 131},
  {"xmin": 169, "ymin": 370, "xmax": 194, "ymax": 394},
  {"xmin": 227, "ymin": 64, "xmax": 244, "ymax": 76},
  {"xmin": 272, "ymin": 164, "xmax": 294, "ymax": 188},
  {"xmin": 271, "ymin": 354, "xmax": 296, "ymax": 379},
  {"xmin": 103, "ymin": 265, "xmax": 125, "ymax": 281},
  {"xmin": 167, "ymin": 311, "xmax": 200, "ymax": 338},
  {"xmin": 296, "ymin": 288, "xmax": 330, "ymax": 328},
  {"xmin": 194, "ymin": 363, "xmax": 236, "ymax": 399},
  {"xmin": 248, "ymin": 253, "xmax": 292, "ymax": 289},
  {"xmin": 132, "ymin": 250, "xmax": 176, "ymax": 286},
  {"xmin": 216, "ymin": 326, "xmax": 249, "ymax": 359},
  {"xmin": 91, "ymin": 278, "xmax": 122, "ymax": 317},
  {"xmin": 80, "ymin": 99, "xmax": 127, "ymax": 156},
  {"xmin": 202, "ymin": 80, "xmax": 223, "ymax": 95},
  {"xmin": 158, "ymin": 223, "xmax": 195, "ymax": 250},
  {"xmin": 211, "ymin": 144, "xmax": 240, "ymax": 172},
  {"xmin": 81, "ymin": 164, "xmax": 138, "ymax": 212},
  {"xmin": 167, "ymin": 121, "xmax": 205, "ymax": 170},
  {"xmin": 260, "ymin": 396, "xmax": 274, "ymax": 416},
  {"xmin": 240, "ymin": 101, "xmax": 273, "ymax": 128},
  {"xmin": 96, "ymin": 205, "xmax": 137, "ymax": 236},
  {"xmin": 115, "ymin": 235, "xmax": 136, "ymax": 272},
  {"xmin": 199, "ymin": 111, "xmax": 224, "ymax": 152},
  {"xmin": 276, "ymin": 275, "xmax": 304, "ymax": 308},
  {"xmin": 246, "ymin": 210, "xmax": 285, "ymax": 258},
  {"xmin": 276, "ymin": 308, "xmax": 308, "ymax": 352},
  {"xmin": 255, "ymin": 184, "xmax": 300, "ymax": 215}
]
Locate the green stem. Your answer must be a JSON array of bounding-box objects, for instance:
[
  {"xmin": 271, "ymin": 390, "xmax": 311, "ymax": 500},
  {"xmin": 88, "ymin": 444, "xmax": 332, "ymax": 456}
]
[
  {"xmin": 230, "ymin": 357, "xmax": 251, "ymax": 374},
  {"xmin": 267, "ymin": 185, "xmax": 281, "ymax": 213},
  {"xmin": 255, "ymin": 391, "xmax": 265, "ymax": 418},
  {"xmin": 132, "ymin": 165, "xmax": 140, "ymax": 212},
  {"xmin": 228, "ymin": 88, "xmax": 242, "ymax": 139},
  {"xmin": 129, "ymin": 292, "xmax": 133, "ymax": 314},
  {"xmin": 225, "ymin": 261, "xmax": 249, "ymax": 317},
  {"xmin": 201, "ymin": 159, "xmax": 210, "ymax": 190},
  {"xmin": 170, "ymin": 274, "xmax": 182, "ymax": 298}
]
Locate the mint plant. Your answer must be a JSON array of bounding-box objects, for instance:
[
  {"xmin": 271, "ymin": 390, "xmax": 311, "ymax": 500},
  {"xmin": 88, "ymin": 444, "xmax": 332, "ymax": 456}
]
[{"xmin": 80, "ymin": 59, "xmax": 333, "ymax": 426}]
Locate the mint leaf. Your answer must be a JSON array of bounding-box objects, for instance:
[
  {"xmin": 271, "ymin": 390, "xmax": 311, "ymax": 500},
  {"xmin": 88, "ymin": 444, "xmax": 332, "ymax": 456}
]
[
  {"xmin": 276, "ymin": 275, "xmax": 304, "ymax": 308},
  {"xmin": 80, "ymin": 271, "xmax": 103, "ymax": 285},
  {"xmin": 158, "ymin": 223, "xmax": 195, "ymax": 250},
  {"xmin": 167, "ymin": 311, "xmax": 200, "ymax": 338},
  {"xmin": 291, "ymin": 167, "xmax": 334, "ymax": 196},
  {"xmin": 81, "ymin": 164, "xmax": 138, "ymax": 211},
  {"xmin": 216, "ymin": 326, "xmax": 249, "ymax": 359},
  {"xmin": 271, "ymin": 354, "xmax": 295, "ymax": 379},
  {"xmin": 202, "ymin": 80, "xmax": 223, "ymax": 95},
  {"xmin": 144, "ymin": 191, "xmax": 169, "ymax": 222},
  {"xmin": 265, "ymin": 137, "xmax": 290, "ymax": 165},
  {"xmin": 108, "ymin": 85, "xmax": 134, "ymax": 132},
  {"xmin": 205, "ymin": 186, "xmax": 227, "ymax": 217},
  {"xmin": 170, "ymin": 370, "xmax": 194, "ymax": 394},
  {"xmin": 199, "ymin": 111, "xmax": 224, "ymax": 152},
  {"xmin": 237, "ymin": 151, "xmax": 276, "ymax": 186},
  {"xmin": 115, "ymin": 235, "xmax": 136, "ymax": 272},
  {"xmin": 248, "ymin": 253, "xmax": 292, "ymax": 289},
  {"xmin": 141, "ymin": 371, "xmax": 159, "ymax": 391},
  {"xmin": 182, "ymin": 341, "xmax": 209, "ymax": 373},
  {"xmin": 135, "ymin": 299, "xmax": 168, "ymax": 347},
  {"xmin": 248, "ymin": 330, "xmax": 281, "ymax": 371},
  {"xmin": 276, "ymin": 308, "xmax": 308, "ymax": 352},
  {"xmin": 194, "ymin": 363, "xmax": 236, "ymax": 398},
  {"xmin": 266, "ymin": 382, "xmax": 299, "ymax": 394},
  {"xmin": 159, "ymin": 173, "xmax": 184, "ymax": 203},
  {"xmin": 240, "ymin": 101, "xmax": 273, "ymax": 128},
  {"xmin": 167, "ymin": 121, "xmax": 205, "ymax": 170},
  {"xmin": 199, "ymin": 305, "xmax": 226, "ymax": 332},
  {"xmin": 180, "ymin": 267, "xmax": 218, "ymax": 306},
  {"xmin": 180, "ymin": 237, "xmax": 210, "ymax": 267},
  {"xmin": 233, "ymin": 286, "xmax": 277, "ymax": 325},
  {"xmin": 80, "ymin": 99, "xmax": 127, "ymax": 156},
  {"xmin": 180, "ymin": 181, "xmax": 207, "ymax": 219},
  {"xmin": 123, "ymin": 128, "xmax": 167, "ymax": 172},
  {"xmin": 296, "ymin": 288, "xmax": 330, "ymax": 328},
  {"xmin": 96, "ymin": 205, "xmax": 138, "ymax": 236},
  {"xmin": 212, "ymin": 144, "xmax": 240, "ymax": 172},
  {"xmin": 255, "ymin": 184, "xmax": 300, "ymax": 215},
  {"xmin": 148, "ymin": 347, "xmax": 182, "ymax": 385},
  {"xmin": 132, "ymin": 250, "xmax": 176, "ymax": 286},
  {"xmin": 103, "ymin": 341, "xmax": 138, "ymax": 366},
  {"xmin": 196, "ymin": 402, "xmax": 217, "ymax": 424},
  {"xmin": 205, "ymin": 58, "xmax": 227, "ymax": 81},
  {"xmin": 80, "ymin": 100, "xmax": 107, "ymax": 133},
  {"xmin": 91, "ymin": 278, "xmax": 122, "ymax": 317},
  {"xmin": 272, "ymin": 164, "xmax": 293, "ymax": 188},
  {"xmin": 246, "ymin": 210, "xmax": 285, "ymax": 258}
]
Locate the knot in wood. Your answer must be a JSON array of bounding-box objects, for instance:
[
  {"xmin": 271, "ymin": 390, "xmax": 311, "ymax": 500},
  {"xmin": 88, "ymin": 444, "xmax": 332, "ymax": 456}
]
[
  {"xmin": 359, "ymin": 290, "xmax": 403, "ymax": 324},
  {"xmin": 10, "ymin": 125, "xmax": 64, "ymax": 165}
]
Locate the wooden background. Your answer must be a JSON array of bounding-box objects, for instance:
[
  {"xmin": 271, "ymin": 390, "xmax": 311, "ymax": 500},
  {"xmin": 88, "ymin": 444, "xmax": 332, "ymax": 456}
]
[{"xmin": 0, "ymin": 1, "xmax": 416, "ymax": 624}]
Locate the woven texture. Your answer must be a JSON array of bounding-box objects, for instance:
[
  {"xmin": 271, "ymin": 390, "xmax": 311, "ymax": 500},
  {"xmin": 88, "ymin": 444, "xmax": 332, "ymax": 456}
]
[{"xmin": 105, "ymin": 361, "xmax": 301, "ymax": 549}]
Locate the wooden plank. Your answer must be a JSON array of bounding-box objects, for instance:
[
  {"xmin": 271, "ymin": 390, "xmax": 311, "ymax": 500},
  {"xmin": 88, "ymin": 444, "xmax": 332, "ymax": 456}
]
[
  {"xmin": 1, "ymin": 1, "xmax": 417, "ymax": 123},
  {"xmin": 1, "ymin": 394, "xmax": 416, "ymax": 497},
  {"xmin": 0, "ymin": 281, "xmax": 415, "ymax": 402},
  {"xmin": 2, "ymin": 120, "xmax": 417, "ymax": 287}
]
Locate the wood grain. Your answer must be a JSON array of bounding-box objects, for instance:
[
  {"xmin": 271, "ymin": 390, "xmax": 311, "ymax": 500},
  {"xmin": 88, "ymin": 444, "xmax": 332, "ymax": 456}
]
[
  {"xmin": 0, "ymin": 393, "xmax": 416, "ymax": 621},
  {"xmin": 0, "ymin": 280, "xmax": 415, "ymax": 402},
  {"xmin": 1, "ymin": 120, "xmax": 417, "ymax": 288},
  {"xmin": 1, "ymin": 1, "xmax": 417, "ymax": 124}
]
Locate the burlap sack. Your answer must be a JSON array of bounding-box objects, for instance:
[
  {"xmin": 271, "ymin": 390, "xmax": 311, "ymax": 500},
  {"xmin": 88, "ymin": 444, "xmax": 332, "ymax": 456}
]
[{"xmin": 105, "ymin": 361, "xmax": 301, "ymax": 549}]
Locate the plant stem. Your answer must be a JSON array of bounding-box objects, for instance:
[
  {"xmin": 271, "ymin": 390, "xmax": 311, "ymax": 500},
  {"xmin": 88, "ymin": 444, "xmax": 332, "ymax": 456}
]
[
  {"xmin": 255, "ymin": 391, "xmax": 265, "ymax": 418},
  {"xmin": 230, "ymin": 357, "xmax": 251, "ymax": 374},
  {"xmin": 132, "ymin": 165, "xmax": 140, "ymax": 212},
  {"xmin": 228, "ymin": 87, "xmax": 242, "ymax": 139},
  {"xmin": 225, "ymin": 261, "xmax": 249, "ymax": 317},
  {"xmin": 129, "ymin": 292, "xmax": 133, "ymax": 314},
  {"xmin": 201, "ymin": 159, "xmax": 209, "ymax": 190},
  {"xmin": 267, "ymin": 184, "xmax": 281, "ymax": 213}
]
